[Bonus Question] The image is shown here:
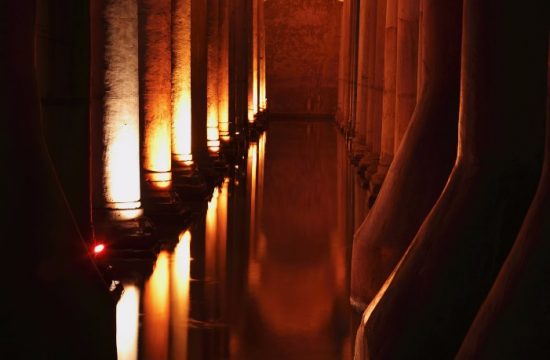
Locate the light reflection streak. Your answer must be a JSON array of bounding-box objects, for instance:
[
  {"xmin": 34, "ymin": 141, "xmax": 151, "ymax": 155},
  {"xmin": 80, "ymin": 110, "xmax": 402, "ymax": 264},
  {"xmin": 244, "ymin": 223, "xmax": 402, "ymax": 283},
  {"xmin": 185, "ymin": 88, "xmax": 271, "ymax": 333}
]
[
  {"xmin": 143, "ymin": 251, "xmax": 170, "ymax": 360},
  {"xmin": 171, "ymin": 231, "xmax": 192, "ymax": 360},
  {"xmin": 116, "ymin": 284, "xmax": 140, "ymax": 360}
]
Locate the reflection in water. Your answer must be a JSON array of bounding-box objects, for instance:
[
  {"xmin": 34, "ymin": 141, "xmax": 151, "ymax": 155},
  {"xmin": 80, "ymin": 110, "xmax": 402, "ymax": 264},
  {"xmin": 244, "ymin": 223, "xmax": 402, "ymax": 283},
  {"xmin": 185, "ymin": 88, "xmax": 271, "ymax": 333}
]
[
  {"xmin": 116, "ymin": 284, "xmax": 140, "ymax": 360},
  {"xmin": 171, "ymin": 231, "xmax": 192, "ymax": 360},
  {"xmin": 143, "ymin": 251, "xmax": 170, "ymax": 359},
  {"xmin": 114, "ymin": 121, "xmax": 352, "ymax": 359}
]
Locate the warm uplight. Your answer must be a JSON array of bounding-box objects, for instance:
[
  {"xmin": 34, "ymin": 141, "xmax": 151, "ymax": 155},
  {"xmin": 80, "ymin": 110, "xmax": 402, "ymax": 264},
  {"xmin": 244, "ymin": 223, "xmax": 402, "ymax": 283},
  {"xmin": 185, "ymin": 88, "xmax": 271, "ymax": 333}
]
[
  {"xmin": 144, "ymin": 112, "xmax": 172, "ymax": 174},
  {"xmin": 171, "ymin": 230, "xmax": 191, "ymax": 359},
  {"xmin": 143, "ymin": 251, "xmax": 170, "ymax": 359},
  {"xmin": 103, "ymin": 0, "xmax": 141, "ymax": 220},
  {"xmin": 145, "ymin": 171, "xmax": 173, "ymax": 190},
  {"xmin": 116, "ymin": 284, "xmax": 140, "ymax": 360},
  {"xmin": 94, "ymin": 243, "xmax": 106, "ymax": 255},
  {"xmin": 172, "ymin": 0, "xmax": 193, "ymax": 164}
]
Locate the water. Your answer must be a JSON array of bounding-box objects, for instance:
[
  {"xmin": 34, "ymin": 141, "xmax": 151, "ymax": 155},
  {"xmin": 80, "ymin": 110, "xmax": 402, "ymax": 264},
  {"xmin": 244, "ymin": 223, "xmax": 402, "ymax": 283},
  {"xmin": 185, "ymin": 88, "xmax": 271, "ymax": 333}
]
[{"xmin": 113, "ymin": 120, "xmax": 355, "ymax": 360}]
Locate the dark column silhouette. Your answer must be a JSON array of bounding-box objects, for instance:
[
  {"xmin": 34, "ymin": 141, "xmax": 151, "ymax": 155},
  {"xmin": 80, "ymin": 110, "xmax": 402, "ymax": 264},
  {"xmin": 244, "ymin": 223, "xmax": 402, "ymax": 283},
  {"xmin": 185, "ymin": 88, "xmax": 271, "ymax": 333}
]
[
  {"xmin": 1, "ymin": 1, "xmax": 116, "ymax": 358},
  {"xmin": 355, "ymin": 0, "xmax": 547, "ymax": 358},
  {"xmin": 351, "ymin": 0, "xmax": 462, "ymax": 310}
]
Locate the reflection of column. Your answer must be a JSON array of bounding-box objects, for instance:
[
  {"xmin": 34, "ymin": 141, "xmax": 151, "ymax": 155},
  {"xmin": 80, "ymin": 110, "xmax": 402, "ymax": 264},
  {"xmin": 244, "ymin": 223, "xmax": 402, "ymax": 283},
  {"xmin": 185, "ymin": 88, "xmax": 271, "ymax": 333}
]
[
  {"xmin": 140, "ymin": 0, "xmax": 173, "ymax": 192},
  {"xmin": 207, "ymin": 0, "xmax": 221, "ymax": 153},
  {"xmin": 172, "ymin": 0, "xmax": 193, "ymax": 164},
  {"xmin": 171, "ymin": 231, "xmax": 192, "ymax": 359},
  {"xmin": 218, "ymin": 0, "xmax": 230, "ymax": 142},
  {"xmin": 143, "ymin": 251, "xmax": 170, "ymax": 359},
  {"xmin": 116, "ymin": 284, "xmax": 140, "ymax": 360},
  {"xmin": 394, "ymin": 0, "xmax": 419, "ymax": 152},
  {"xmin": 92, "ymin": 0, "xmax": 142, "ymax": 221}
]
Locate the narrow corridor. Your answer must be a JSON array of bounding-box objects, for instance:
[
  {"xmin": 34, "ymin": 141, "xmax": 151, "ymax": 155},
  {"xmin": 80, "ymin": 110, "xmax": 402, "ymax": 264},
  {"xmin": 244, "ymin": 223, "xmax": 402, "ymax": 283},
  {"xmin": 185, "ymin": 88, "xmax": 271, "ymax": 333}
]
[{"xmin": 113, "ymin": 120, "xmax": 354, "ymax": 360}]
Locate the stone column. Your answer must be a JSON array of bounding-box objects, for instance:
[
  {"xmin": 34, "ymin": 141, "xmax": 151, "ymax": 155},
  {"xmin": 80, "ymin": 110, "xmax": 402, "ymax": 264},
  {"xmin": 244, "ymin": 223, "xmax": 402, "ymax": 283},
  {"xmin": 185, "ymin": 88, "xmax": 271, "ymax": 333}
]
[
  {"xmin": 371, "ymin": 0, "xmax": 397, "ymax": 190},
  {"xmin": 361, "ymin": 0, "xmax": 386, "ymax": 181},
  {"xmin": 247, "ymin": 0, "xmax": 259, "ymax": 123},
  {"xmin": 218, "ymin": 0, "xmax": 231, "ymax": 142},
  {"xmin": 139, "ymin": 0, "xmax": 174, "ymax": 200},
  {"xmin": 2, "ymin": 1, "xmax": 116, "ymax": 357},
  {"xmin": 457, "ymin": 49, "xmax": 550, "ymax": 360},
  {"xmin": 352, "ymin": 0, "xmax": 372, "ymax": 160},
  {"xmin": 258, "ymin": 0, "xmax": 267, "ymax": 112},
  {"xmin": 191, "ymin": 0, "xmax": 209, "ymax": 163},
  {"xmin": 172, "ymin": 0, "xmax": 193, "ymax": 165},
  {"xmin": 347, "ymin": 0, "xmax": 361, "ymax": 139},
  {"xmin": 93, "ymin": 0, "xmax": 143, "ymax": 221},
  {"xmin": 394, "ymin": 0, "xmax": 419, "ymax": 152},
  {"xmin": 355, "ymin": 0, "xmax": 548, "ymax": 358},
  {"xmin": 336, "ymin": 0, "xmax": 350, "ymax": 128},
  {"xmin": 351, "ymin": 0, "xmax": 462, "ymax": 312},
  {"xmin": 207, "ymin": 0, "xmax": 221, "ymax": 154}
]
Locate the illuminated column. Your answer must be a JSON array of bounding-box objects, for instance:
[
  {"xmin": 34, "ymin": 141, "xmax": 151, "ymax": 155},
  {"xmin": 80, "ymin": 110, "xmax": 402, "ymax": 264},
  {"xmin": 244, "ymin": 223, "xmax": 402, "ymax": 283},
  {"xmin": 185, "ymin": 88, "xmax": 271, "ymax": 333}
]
[
  {"xmin": 191, "ymin": 0, "xmax": 209, "ymax": 162},
  {"xmin": 258, "ymin": 0, "xmax": 267, "ymax": 111},
  {"xmin": 248, "ymin": 0, "xmax": 259, "ymax": 123},
  {"xmin": 361, "ymin": 0, "xmax": 386, "ymax": 178},
  {"xmin": 93, "ymin": 0, "xmax": 143, "ymax": 220},
  {"xmin": 207, "ymin": 0, "xmax": 221, "ymax": 153},
  {"xmin": 394, "ymin": 0, "xmax": 419, "ymax": 152},
  {"xmin": 352, "ymin": 0, "xmax": 372, "ymax": 157},
  {"xmin": 372, "ymin": 0, "xmax": 397, "ymax": 187},
  {"xmin": 347, "ymin": 0, "xmax": 361, "ymax": 141},
  {"xmin": 218, "ymin": 0, "xmax": 231, "ymax": 142},
  {"xmin": 355, "ymin": 0, "xmax": 547, "ymax": 358},
  {"xmin": 336, "ymin": 0, "xmax": 350, "ymax": 128},
  {"xmin": 172, "ymin": 0, "xmax": 193, "ymax": 164},
  {"xmin": 139, "ymin": 0, "xmax": 173, "ymax": 193}
]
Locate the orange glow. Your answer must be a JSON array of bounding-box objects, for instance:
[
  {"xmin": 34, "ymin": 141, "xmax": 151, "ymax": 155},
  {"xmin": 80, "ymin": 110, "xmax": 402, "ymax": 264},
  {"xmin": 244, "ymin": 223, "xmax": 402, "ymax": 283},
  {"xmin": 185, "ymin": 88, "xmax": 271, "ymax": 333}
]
[
  {"xmin": 172, "ymin": 0, "xmax": 193, "ymax": 164},
  {"xmin": 116, "ymin": 284, "xmax": 140, "ymax": 360},
  {"xmin": 145, "ymin": 171, "xmax": 172, "ymax": 190},
  {"xmin": 93, "ymin": 244, "xmax": 105, "ymax": 255},
  {"xmin": 143, "ymin": 251, "xmax": 170, "ymax": 360},
  {"xmin": 171, "ymin": 230, "xmax": 191, "ymax": 359},
  {"xmin": 144, "ymin": 108, "xmax": 172, "ymax": 174}
]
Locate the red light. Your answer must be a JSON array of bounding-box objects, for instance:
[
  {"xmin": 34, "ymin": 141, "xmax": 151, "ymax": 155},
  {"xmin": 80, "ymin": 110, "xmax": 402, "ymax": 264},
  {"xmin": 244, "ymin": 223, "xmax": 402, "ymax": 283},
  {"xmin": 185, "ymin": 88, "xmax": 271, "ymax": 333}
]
[{"xmin": 94, "ymin": 244, "xmax": 106, "ymax": 255}]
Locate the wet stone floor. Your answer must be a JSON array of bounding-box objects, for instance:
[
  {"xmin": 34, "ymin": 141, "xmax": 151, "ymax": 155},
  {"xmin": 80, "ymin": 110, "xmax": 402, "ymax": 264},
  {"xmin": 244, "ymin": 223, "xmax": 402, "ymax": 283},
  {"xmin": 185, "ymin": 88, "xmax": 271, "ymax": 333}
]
[{"xmin": 110, "ymin": 120, "xmax": 355, "ymax": 360}]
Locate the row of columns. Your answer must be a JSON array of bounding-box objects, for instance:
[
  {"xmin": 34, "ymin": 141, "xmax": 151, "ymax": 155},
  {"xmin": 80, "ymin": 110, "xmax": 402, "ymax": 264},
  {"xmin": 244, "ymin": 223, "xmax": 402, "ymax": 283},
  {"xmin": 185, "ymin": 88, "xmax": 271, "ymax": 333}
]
[
  {"xmin": 90, "ymin": 0, "xmax": 268, "ymax": 231},
  {"xmin": 338, "ymin": 0, "xmax": 421, "ymax": 205},
  {"xmin": 345, "ymin": 0, "xmax": 549, "ymax": 357}
]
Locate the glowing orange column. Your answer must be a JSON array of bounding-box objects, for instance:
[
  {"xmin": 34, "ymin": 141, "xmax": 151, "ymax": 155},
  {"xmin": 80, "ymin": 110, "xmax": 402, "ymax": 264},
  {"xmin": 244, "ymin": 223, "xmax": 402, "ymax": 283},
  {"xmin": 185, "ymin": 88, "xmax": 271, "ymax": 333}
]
[
  {"xmin": 258, "ymin": 0, "xmax": 267, "ymax": 111},
  {"xmin": 218, "ymin": 0, "xmax": 230, "ymax": 142},
  {"xmin": 93, "ymin": 0, "xmax": 142, "ymax": 220},
  {"xmin": 172, "ymin": 0, "xmax": 193, "ymax": 164},
  {"xmin": 207, "ymin": 0, "xmax": 221, "ymax": 153},
  {"xmin": 140, "ymin": 0, "xmax": 173, "ymax": 191},
  {"xmin": 248, "ymin": 0, "xmax": 259, "ymax": 122}
]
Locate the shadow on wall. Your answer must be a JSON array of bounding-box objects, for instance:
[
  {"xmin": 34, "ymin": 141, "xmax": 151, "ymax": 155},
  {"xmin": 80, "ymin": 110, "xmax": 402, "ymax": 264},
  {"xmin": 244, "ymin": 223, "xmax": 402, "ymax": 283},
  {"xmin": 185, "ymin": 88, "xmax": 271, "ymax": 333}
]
[{"xmin": 265, "ymin": 0, "xmax": 342, "ymax": 115}]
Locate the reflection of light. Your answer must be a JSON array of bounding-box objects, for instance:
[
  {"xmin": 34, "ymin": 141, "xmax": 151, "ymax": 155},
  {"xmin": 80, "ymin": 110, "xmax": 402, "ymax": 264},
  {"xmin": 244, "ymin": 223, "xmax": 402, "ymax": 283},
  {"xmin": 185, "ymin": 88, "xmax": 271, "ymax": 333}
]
[
  {"xmin": 102, "ymin": 0, "xmax": 141, "ymax": 219},
  {"xmin": 116, "ymin": 284, "xmax": 140, "ymax": 360},
  {"xmin": 143, "ymin": 251, "xmax": 170, "ymax": 359},
  {"xmin": 172, "ymin": 0, "xmax": 193, "ymax": 164},
  {"xmin": 247, "ymin": 144, "xmax": 258, "ymax": 254},
  {"xmin": 109, "ymin": 208, "xmax": 144, "ymax": 221},
  {"xmin": 206, "ymin": 188, "xmax": 219, "ymax": 279},
  {"xmin": 93, "ymin": 244, "xmax": 105, "ymax": 255},
  {"xmin": 172, "ymin": 231, "xmax": 191, "ymax": 359}
]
